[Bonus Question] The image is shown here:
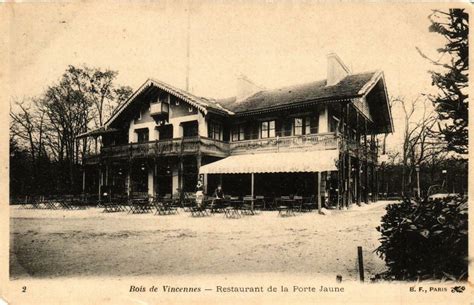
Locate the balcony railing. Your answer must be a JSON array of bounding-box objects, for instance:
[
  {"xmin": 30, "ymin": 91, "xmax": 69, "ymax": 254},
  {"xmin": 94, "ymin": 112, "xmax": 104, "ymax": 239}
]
[
  {"xmin": 229, "ymin": 132, "xmax": 339, "ymax": 155},
  {"xmin": 85, "ymin": 136, "xmax": 229, "ymax": 162},
  {"xmin": 345, "ymin": 138, "xmax": 378, "ymax": 162},
  {"xmin": 83, "ymin": 132, "xmax": 378, "ymax": 164}
]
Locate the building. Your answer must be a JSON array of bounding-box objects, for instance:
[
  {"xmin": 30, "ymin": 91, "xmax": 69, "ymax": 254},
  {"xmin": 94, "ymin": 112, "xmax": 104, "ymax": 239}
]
[{"xmin": 78, "ymin": 53, "xmax": 393, "ymax": 208}]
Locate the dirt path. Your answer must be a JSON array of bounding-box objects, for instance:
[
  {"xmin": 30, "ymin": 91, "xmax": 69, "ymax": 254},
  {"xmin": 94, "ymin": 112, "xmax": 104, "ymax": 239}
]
[{"xmin": 10, "ymin": 202, "xmax": 392, "ymax": 279}]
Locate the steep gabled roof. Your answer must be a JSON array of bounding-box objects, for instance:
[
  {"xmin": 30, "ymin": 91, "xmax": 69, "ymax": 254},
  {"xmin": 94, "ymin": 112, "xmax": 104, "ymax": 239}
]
[
  {"xmin": 105, "ymin": 78, "xmax": 233, "ymax": 128},
  {"xmin": 216, "ymin": 71, "xmax": 380, "ymax": 115},
  {"xmin": 103, "ymin": 70, "xmax": 392, "ymax": 133}
]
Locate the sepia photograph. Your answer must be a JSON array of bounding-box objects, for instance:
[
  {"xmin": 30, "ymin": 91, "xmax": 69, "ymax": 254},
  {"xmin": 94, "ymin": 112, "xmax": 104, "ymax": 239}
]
[{"xmin": 1, "ymin": 1, "xmax": 471, "ymax": 304}]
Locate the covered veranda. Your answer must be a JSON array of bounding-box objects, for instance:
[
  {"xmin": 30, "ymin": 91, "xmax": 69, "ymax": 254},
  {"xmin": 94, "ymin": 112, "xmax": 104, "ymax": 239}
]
[{"xmin": 199, "ymin": 150, "xmax": 339, "ymax": 212}]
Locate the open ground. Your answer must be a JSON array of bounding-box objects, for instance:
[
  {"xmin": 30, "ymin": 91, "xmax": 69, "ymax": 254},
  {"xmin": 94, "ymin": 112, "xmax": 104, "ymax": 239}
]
[{"xmin": 10, "ymin": 202, "xmax": 393, "ymax": 280}]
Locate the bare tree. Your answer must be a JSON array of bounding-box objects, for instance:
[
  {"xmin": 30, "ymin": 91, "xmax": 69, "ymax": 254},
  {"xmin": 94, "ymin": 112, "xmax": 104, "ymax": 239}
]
[
  {"xmin": 393, "ymin": 95, "xmax": 442, "ymax": 196},
  {"xmin": 10, "ymin": 98, "xmax": 49, "ymax": 190},
  {"xmin": 65, "ymin": 65, "xmax": 132, "ymax": 128},
  {"xmin": 10, "ymin": 65, "xmax": 132, "ymax": 194}
]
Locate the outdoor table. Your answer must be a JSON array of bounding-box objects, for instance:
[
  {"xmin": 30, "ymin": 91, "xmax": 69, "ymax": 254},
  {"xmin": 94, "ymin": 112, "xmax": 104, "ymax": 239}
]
[
  {"xmin": 210, "ymin": 198, "xmax": 225, "ymax": 213},
  {"xmin": 129, "ymin": 198, "xmax": 152, "ymax": 214},
  {"xmin": 242, "ymin": 197, "xmax": 256, "ymax": 215},
  {"xmin": 277, "ymin": 198, "xmax": 296, "ymax": 216},
  {"xmin": 224, "ymin": 199, "xmax": 243, "ymax": 218}
]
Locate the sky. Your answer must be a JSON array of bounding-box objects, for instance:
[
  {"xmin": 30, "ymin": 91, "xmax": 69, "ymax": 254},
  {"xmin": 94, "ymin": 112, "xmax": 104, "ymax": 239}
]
[{"xmin": 4, "ymin": 1, "xmax": 457, "ymax": 151}]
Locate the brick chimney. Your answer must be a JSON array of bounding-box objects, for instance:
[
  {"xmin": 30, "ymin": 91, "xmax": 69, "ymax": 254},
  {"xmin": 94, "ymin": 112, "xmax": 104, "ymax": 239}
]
[
  {"xmin": 326, "ymin": 53, "xmax": 350, "ymax": 86},
  {"xmin": 236, "ymin": 74, "xmax": 264, "ymax": 102}
]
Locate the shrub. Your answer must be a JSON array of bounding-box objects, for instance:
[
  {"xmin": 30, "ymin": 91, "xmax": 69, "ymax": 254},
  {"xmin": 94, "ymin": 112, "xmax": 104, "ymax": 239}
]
[{"xmin": 376, "ymin": 196, "xmax": 468, "ymax": 281}]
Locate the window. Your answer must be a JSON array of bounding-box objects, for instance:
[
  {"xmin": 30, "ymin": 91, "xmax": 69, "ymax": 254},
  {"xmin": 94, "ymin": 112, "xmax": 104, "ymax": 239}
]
[
  {"xmin": 231, "ymin": 126, "xmax": 239, "ymax": 141},
  {"xmin": 282, "ymin": 119, "xmax": 292, "ymax": 136},
  {"xmin": 248, "ymin": 123, "xmax": 259, "ymax": 139},
  {"xmin": 294, "ymin": 118, "xmax": 304, "ymax": 135},
  {"xmin": 231, "ymin": 124, "xmax": 247, "ymax": 141},
  {"xmin": 329, "ymin": 116, "xmax": 339, "ymax": 133},
  {"xmin": 136, "ymin": 128, "xmax": 149, "ymax": 143},
  {"xmin": 304, "ymin": 117, "xmax": 312, "ymax": 134},
  {"xmin": 261, "ymin": 120, "xmax": 275, "ymax": 138},
  {"xmin": 158, "ymin": 125, "xmax": 173, "ymax": 140},
  {"xmin": 239, "ymin": 125, "xmax": 245, "ymax": 140},
  {"xmin": 182, "ymin": 121, "xmax": 198, "ymax": 138},
  {"xmin": 310, "ymin": 115, "xmax": 319, "ymax": 134},
  {"xmin": 208, "ymin": 121, "xmax": 222, "ymax": 140},
  {"xmin": 294, "ymin": 116, "xmax": 318, "ymax": 135}
]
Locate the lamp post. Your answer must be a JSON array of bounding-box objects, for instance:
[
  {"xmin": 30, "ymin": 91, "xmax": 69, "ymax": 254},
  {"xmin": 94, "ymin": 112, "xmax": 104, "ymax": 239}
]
[
  {"xmin": 442, "ymin": 169, "xmax": 447, "ymax": 190},
  {"xmin": 415, "ymin": 165, "xmax": 420, "ymax": 198}
]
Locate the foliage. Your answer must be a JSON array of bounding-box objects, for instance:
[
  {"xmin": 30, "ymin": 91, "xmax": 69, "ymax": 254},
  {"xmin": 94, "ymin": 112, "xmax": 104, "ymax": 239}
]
[
  {"xmin": 376, "ymin": 196, "xmax": 468, "ymax": 281},
  {"xmin": 419, "ymin": 9, "xmax": 468, "ymax": 154},
  {"xmin": 10, "ymin": 65, "xmax": 131, "ymax": 195}
]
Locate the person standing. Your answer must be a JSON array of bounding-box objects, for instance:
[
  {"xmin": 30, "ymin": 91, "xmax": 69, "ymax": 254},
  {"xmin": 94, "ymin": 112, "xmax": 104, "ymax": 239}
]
[{"xmin": 195, "ymin": 180, "xmax": 204, "ymax": 208}]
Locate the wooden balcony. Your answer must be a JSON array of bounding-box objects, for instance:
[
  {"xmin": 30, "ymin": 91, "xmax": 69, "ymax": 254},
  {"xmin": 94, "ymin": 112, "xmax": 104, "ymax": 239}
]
[
  {"xmin": 150, "ymin": 102, "xmax": 169, "ymax": 122},
  {"xmin": 346, "ymin": 139, "xmax": 378, "ymax": 163},
  {"xmin": 83, "ymin": 133, "xmax": 377, "ymax": 165},
  {"xmin": 83, "ymin": 137, "xmax": 229, "ymax": 163},
  {"xmin": 229, "ymin": 132, "xmax": 339, "ymax": 155}
]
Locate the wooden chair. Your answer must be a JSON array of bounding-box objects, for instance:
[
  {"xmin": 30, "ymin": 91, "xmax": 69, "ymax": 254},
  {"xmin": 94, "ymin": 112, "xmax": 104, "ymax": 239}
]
[
  {"xmin": 302, "ymin": 195, "xmax": 316, "ymax": 212},
  {"xmin": 254, "ymin": 196, "xmax": 266, "ymax": 211},
  {"xmin": 190, "ymin": 199, "xmax": 210, "ymax": 217},
  {"xmin": 292, "ymin": 196, "xmax": 303, "ymax": 213},
  {"xmin": 277, "ymin": 196, "xmax": 295, "ymax": 216},
  {"xmin": 181, "ymin": 193, "xmax": 195, "ymax": 212},
  {"xmin": 241, "ymin": 196, "xmax": 255, "ymax": 215}
]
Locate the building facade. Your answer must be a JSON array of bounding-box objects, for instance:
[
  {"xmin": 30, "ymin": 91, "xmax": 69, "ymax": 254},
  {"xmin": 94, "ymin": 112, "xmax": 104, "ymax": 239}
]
[{"xmin": 78, "ymin": 54, "xmax": 393, "ymax": 208}]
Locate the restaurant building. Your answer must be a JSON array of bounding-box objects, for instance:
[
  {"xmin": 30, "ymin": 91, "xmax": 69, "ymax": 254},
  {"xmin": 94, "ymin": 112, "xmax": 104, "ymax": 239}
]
[{"xmin": 78, "ymin": 53, "xmax": 393, "ymax": 208}]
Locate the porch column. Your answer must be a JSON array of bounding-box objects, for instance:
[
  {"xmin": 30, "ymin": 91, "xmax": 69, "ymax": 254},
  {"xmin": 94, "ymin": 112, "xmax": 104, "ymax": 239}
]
[
  {"xmin": 355, "ymin": 113, "xmax": 360, "ymax": 205},
  {"xmin": 337, "ymin": 102, "xmax": 344, "ymax": 210},
  {"xmin": 251, "ymin": 173, "xmax": 255, "ymax": 197},
  {"xmin": 105, "ymin": 164, "xmax": 109, "ymax": 187},
  {"xmin": 98, "ymin": 167, "xmax": 102, "ymax": 201},
  {"xmin": 82, "ymin": 167, "xmax": 86, "ymax": 193},
  {"xmin": 203, "ymin": 174, "xmax": 208, "ymax": 194},
  {"xmin": 347, "ymin": 155, "xmax": 351, "ymax": 207},
  {"xmin": 147, "ymin": 164, "xmax": 154, "ymax": 198},
  {"xmin": 364, "ymin": 120, "xmax": 369, "ymax": 204},
  {"xmin": 197, "ymin": 154, "xmax": 205, "ymax": 194},
  {"xmin": 317, "ymin": 171, "xmax": 322, "ymax": 213},
  {"xmin": 127, "ymin": 159, "xmax": 132, "ymax": 198},
  {"xmin": 172, "ymin": 165, "xmax": 180, "ymax": 196},
  {"xmin": 251, "ymin": 173, "xmax": 255, "ymax": 209},
  {"xmin": 126, "ymin": 170, "xmax": 131, "ymax": 197}
]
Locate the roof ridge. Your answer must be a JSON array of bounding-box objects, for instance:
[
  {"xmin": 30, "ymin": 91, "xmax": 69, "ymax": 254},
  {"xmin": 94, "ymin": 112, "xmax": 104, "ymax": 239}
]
[{"xmin": 214, "ymin": 70, "xmax": 380, "ymax": 102}]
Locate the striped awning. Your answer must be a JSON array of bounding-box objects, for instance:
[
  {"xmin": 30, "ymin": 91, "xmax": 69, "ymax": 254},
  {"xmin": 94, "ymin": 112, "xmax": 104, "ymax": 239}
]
[{"xmin": 199, "ymin": 150, "xmax": 339, "ymax": 174}]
